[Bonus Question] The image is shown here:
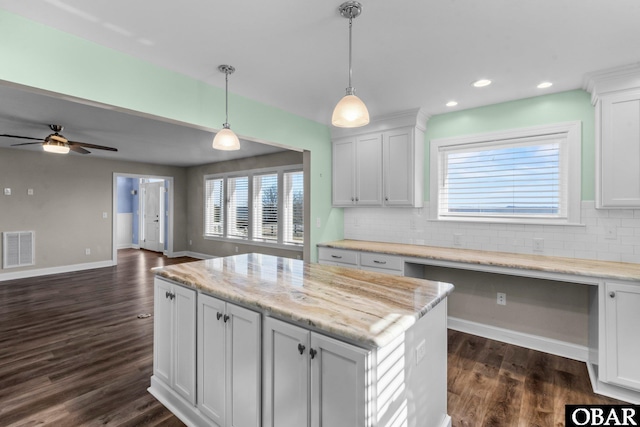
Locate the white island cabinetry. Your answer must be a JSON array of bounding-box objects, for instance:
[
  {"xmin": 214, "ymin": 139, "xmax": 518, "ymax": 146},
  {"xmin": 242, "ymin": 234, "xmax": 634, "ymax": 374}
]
[
  {"xmin": 152, "ymin": 278, "xmax": 196, "ymax": 405},
  {"xmin": 197, "ymin": 294, "xmax": 261, "ymax": 427},
  {"xmin": 149, "ymin": 254, "xmax": 453, "ymax": 427},
  {"xmin": 263, "ymin": 317, "xmax": 368, "ymax": 427}
]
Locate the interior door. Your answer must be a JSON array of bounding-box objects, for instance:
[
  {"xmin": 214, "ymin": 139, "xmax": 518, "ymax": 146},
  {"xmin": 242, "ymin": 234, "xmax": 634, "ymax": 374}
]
[{"xmin": 141, "ymin": 181, "xmax": 164, "ymax": 252}]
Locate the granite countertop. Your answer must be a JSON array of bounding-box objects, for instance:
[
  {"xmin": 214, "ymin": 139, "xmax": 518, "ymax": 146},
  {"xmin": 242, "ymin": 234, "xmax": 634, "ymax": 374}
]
[
  {"xmin": 155, "ymin": 253, "xmax": 454, "ymax": 348},
  {"xmin": 318, "ymin": 239, "xmax": 640, "ymax": 281}
]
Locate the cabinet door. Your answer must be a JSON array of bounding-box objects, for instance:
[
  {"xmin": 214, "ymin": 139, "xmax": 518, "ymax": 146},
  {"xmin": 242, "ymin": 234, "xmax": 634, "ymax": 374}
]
[
  {"xmin": 173, "ymin": 284, "xmax": 197, "ymax": 405},
  {"xmin": 355, "ymin": 134, "xmax": 383, "ymax": 206},
  {"xmin": 227, "ymin": 303, "xmax": 261, "ymax": 427},
  {"xmin": 384, "ymin": 128, "xmax": 414, "ymax": 206},
  {"xmin": 599, "ymin": 91, "xmax": 640, "ymax": 207},
  {"xmin": 198, "ymin": 294, "xmax": 227, "ymax": 424},
  {"xmin": 263, "ymin": 317, "xmax": 310, "ymax": 427},
  {"xmin": 310, "ymin": 333, "xmax": 368, "ymax": 427},
  {"xmin": 332, "ymin": 138, "xmax": 356, "ymax": 206},
  {"xmin": 153, "ymin": 278, "xmax": 173, "ymax": 385},
  {"xmin": 605, "ymin": 282, "xmax": 640, "ymax": 390}
]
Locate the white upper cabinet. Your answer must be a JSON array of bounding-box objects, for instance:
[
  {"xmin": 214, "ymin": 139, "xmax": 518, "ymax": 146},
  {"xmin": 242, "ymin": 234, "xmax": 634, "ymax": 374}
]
[
  {"xmin": 331, "ymin": 108, "xmax": 427, "ymax": 208},
  {"xmin": 586, "ymin": 64, "xmax": 640, "ymax": 208}
]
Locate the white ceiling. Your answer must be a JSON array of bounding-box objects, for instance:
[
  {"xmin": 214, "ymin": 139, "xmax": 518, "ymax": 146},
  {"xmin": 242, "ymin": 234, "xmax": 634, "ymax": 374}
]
[{"xmin": 1, "ymin": 0, "xmax": 640, "ymax": 164}]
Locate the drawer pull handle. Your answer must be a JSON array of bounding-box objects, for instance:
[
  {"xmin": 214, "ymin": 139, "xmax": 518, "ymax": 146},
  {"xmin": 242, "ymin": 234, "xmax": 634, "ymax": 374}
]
[
  {"xmin": 331, "ymin": 255, "xmax": 343, "ymax": 259},
  {"xmin": 298, "ymin": 343, "xmax": 306, "ymax": 355},
  {"xmin": 609, "ymin": 291, "xmax": 616, "ymax": 298},
  {"xmin": 373, "ymin": 260, "xmax": 387, "ymax": 264}
]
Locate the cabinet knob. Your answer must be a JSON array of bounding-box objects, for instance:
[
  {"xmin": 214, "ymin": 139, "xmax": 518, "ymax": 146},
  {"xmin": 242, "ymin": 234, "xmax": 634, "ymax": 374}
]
[
  {"xmin": 165, "ymin": 291, "xmax": 171, "ymax": 299},
  {"xmin": 310, "ymin": 348, "xmax": 317, "ymax": 359},
  {"xmin": 223, "ymin": 314, "xmax": 230, "ymax": 323},
  {"xmin": 609, "ymin": 291, "xmax": 616, "ymax": 298},
  {"xmin": 351, "ymin": 197, "xmax": 355, "ymax": 202},
  {"xmin": 298, "ymin": 343, "xmax": 306, "ymax": 355},
  {"xmin": 217, "ymin": 312, "xmax": 223, "ymax": 321},
  {"xmin": 385, "ymin": 197, "xmax": 389, "ymax": 201},
  {"xmin": 355, "ymin": 197, "xmax": 359, "ymax": 202}
]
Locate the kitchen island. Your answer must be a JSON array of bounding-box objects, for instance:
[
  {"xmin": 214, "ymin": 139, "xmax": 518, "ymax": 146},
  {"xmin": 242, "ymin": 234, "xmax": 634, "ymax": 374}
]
[{"xmin": 148, "ymin": 253, "xmax": 454, "ymax": 427}]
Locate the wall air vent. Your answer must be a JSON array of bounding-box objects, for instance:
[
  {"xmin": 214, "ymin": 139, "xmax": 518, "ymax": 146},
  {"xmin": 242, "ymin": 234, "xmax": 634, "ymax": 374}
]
[{"xmin": 3, "ymin": 231, "xmax": 34, "ymax": 269}]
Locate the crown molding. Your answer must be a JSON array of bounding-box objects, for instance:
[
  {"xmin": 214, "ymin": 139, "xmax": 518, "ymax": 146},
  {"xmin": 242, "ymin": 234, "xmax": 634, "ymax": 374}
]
[{"xmin": 583, "ymin": 62, "xmax": 640, "ymax": 105}]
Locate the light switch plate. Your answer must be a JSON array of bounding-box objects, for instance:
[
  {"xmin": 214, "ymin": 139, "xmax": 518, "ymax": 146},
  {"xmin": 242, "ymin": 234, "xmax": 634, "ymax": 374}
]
[
  {"xmin": 4, "ymin": 188, "xmax": 11, "ymax": 196},
  {"xmin": 27, "ymin": 188, "xmax": 34, "ymax": 195}
]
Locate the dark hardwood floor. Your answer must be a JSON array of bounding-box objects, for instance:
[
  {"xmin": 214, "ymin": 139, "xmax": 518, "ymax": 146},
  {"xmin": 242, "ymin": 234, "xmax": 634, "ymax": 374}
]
[{"xmin": 0, "ymin": 249, "xmax": 625, "ymax": 426}]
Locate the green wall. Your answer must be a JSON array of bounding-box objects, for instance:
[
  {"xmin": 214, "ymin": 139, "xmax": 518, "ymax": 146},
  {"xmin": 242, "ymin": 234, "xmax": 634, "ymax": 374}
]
[
  {"xmin": 424, "ymin": 89, "xmax": 595, "ymax": 201},
  {"xmin": 0, "ymin": 9, "xmax": 343, "ymax": 261}
]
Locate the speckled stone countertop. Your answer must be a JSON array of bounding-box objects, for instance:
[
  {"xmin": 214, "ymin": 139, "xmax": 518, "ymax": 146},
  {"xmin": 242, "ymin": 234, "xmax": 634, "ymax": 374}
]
[
  {"xmin": 318, "ymin": 240, "xmax": 640, "ymax": 281},
  {"xmin": 154, "ymin": 253, "xmax": 453, "ymax": 348}
]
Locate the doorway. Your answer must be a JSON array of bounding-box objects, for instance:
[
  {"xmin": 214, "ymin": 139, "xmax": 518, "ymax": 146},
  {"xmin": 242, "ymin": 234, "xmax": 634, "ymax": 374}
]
[{"xmin": 112, "ymin": 173, "xmax": 174, "ymax": 265}]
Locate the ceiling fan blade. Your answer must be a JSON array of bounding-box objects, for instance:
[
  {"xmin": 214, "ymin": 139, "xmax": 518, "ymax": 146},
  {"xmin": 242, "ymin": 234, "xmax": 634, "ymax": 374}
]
[
  {"xmin": 68, "ymin": 141, "xmax": 118, "ymax": 152},
  {"xmin": 69, "ymin": 145, "xmax": 90, "ymax": 154},
  {"xmin": 10, "ymin": 141, "xmax": 45, "ymax": 146},
  {"xmin": 1, "ymin": 134, "xmax": 43, "ymax": 141}
]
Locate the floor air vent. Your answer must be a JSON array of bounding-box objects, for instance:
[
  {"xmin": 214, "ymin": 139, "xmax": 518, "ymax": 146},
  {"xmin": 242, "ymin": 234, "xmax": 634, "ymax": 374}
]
[{"xmin": 3, "ymin": 231, "xmax": 34, "ymax": 269}]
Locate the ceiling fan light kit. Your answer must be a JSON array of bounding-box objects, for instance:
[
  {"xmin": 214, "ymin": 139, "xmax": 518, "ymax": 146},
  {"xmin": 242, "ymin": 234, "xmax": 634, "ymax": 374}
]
[
  {"xmin": 212, "ymin": 64, "xmax": 241, "ymax": 151},
  {"xmin": 332, "ymin": 1, "xmax": 369, "ymax": 128},
  {"xmin": 2, "ymin": 124, "xmax": 118, "ymax": 155}
]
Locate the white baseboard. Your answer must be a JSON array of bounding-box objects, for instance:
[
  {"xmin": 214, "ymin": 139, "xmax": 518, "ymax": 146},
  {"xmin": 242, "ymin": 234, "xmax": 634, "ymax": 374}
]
[
  {"xmin": 0, "ymin": 260, "xmax": 115, "ymax": 282},
  {"xmin": 448, "ymin": 316, "xmax": 589, "ymax": 362},
  {"xmin": 184, "ymin": 251, "xmax": 217, "ymax": 260},
  {"xmin": 117, "ymin": 243, "xmax": 134, "ymax": 249}
]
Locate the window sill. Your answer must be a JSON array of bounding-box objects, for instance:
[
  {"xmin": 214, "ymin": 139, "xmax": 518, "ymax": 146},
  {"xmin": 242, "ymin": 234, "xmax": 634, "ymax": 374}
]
[
  {"xmin": 203, "ymin": 235, "xmax": 303, "ymax": 252},
  {"xmin": 430, "ymin": 216, "xmax": 585, "ymax": 227}
]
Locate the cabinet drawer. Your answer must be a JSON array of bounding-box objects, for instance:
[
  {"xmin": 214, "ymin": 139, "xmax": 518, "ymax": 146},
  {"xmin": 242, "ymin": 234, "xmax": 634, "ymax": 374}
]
[
  {"xmin": 318, "ymin": 248, "xmax": 358, "ymax": 265},
  {"xmin": 360, "ymin": 252, "xmax": 403, "ymax": 272}
]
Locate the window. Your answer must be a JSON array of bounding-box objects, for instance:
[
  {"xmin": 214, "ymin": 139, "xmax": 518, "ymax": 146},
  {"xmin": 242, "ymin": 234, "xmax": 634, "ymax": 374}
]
[
  {"xmin": 283, "ymin": 171, "xmax": 304, "ymax": 245},
  {"xmin": 227, "ymin": 176, "xmax": 249, "ymax": 239},
  {"xmin": 204, "ymin": 165, "xmax": 304, "ymax": 248},
  {"xmin": 253, "ymin": 173, "xmax": 279, "ymax": 242},
  {"xmin": 430, "ymin": 121, "xmax": 581, "ymax": 225},
  {"xmin": 204, "ymin": 178, "xmax": 224, "ymax": 236}
]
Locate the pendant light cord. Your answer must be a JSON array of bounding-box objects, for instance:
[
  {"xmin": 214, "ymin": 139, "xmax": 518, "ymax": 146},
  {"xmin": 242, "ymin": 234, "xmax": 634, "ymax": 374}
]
[
  {"xmin": 348, "ymin": 15, "xmax": 353, "ymax": 89},
  {"xmin": 224, "ymin": 70, "xmax": 229, "ymax": 127}
]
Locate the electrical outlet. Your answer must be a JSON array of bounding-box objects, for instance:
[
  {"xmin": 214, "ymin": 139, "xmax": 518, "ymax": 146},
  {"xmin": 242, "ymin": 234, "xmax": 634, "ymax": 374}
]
[
  {"xmin": 4, "ymin": 188, "xmax": 11, "ymax": 196},
  {"xmin": 316, "ymin": 218, "xmax": 321, "ymax": 228},
  {"xmin": 409, "ymin": 219, "xmax": 416, "ymax": 230},
  {"xmin": 416, "ymin": 339, "xmax": 426, "ymax": 364},
  {"xmin": 102, "ymin": 212, "xmax": 108, "ymax": 219},
  {"xmin": 533, "ymin": 238, "xmax": 544, "ymax": 252},
  {"xmin": 497, "ymin": 292, "xmax": 506, "ymax": 305},
  {"xmin": 85, "ymin": 248, "xmax": 91, "ymax": 255},
  {"xmin": 235, "ymin": 246, "xmax": 239, "ymax": 253},
  {"xmin": 453, "ymin": 233, "xmax": 462, "ymax": 247}
]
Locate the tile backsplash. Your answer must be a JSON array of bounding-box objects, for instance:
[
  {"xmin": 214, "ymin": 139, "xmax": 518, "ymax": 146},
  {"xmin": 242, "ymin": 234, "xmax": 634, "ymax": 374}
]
[{"xmin": 344, "ymin": 201, "xmax": 640, "ymax": 263}]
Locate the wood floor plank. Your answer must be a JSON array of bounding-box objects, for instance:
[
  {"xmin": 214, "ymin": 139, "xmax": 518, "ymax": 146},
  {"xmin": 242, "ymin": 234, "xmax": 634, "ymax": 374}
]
[{"xmin": 0, "ymin": 250, "xmax": 629, "ymax": 426}]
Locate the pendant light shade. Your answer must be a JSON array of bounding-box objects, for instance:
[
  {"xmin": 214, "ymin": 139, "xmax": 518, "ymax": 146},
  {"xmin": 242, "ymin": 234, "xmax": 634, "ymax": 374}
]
[
  {"xmin": 212, "ymin": 126, "xmax": 240, "ymax": 151},
  {"xmin": 332, "ymin": 1, "xmax": 369, "ymax": 128},
  {"xmin": 212, "ymin": 64, "xmax": 241, "ymax": 151}
]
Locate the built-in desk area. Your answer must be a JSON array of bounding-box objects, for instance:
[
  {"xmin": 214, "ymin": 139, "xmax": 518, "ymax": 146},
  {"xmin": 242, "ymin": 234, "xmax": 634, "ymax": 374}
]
[{"xmin": 318, "ymin": 239, "xmax": 640, "ymax": 404}]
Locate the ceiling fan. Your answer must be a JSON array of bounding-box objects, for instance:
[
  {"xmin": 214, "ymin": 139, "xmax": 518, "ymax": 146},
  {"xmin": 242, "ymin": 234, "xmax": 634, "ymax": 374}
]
[{"xmin": 1, "ymin": 124, "xmax": 118, "ymax": 154}]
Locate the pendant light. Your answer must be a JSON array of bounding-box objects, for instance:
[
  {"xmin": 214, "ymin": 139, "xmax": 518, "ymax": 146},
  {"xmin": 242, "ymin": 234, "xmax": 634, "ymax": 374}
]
[
  {"xmin": 212, "ymin": 64, "xmax": 241, "ymax": 151},
  {"xmin": 332, "ymin": 1, "xmax": 369, "ymax": 128}
]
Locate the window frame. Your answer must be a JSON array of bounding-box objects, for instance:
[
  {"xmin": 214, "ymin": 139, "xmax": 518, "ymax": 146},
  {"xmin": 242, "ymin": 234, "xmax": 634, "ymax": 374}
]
[
  {"xmin": 203, "ymin": 164, "xmax": 304, "ymax": 250},
  {"xmin": 430, "ymin": 121, "xmax": 582, "ymax": 225}
]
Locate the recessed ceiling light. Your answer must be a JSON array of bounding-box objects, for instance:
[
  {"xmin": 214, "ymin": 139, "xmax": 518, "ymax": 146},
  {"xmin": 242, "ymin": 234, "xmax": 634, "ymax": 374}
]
[
  {"xmin": 537, "ymin": 81, "xmax": 553, "ymax": 89},
  {"xmin": 472, "ymin": 79, "xmax": 492, "ymax": 88},
  {"xmin": 446, "ymin": 101, "xmax": 458, "ymax": 107}
]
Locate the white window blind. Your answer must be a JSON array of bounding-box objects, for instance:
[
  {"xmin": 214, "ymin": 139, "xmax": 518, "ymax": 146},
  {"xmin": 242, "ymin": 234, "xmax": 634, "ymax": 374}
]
[
  {"xmin": 440, "ymin": 137, "xmax": 563, "ymax": 218},
  {"xmin": 253, "ymin": 173, "xmax": 279, "ymax": 242},
  {"xmin": 430, "ymin": 121, "xmax": 581, "ymax": 225},
  {"xmin": 227, "ymin": 176, "xmax": 249, "ymax": 239},
  {"xmin": 283, "ymin": 171, "xmax": 304, "ymax": 245},
  {"xmin": 204, "ymin": 178, "xmax": 224, "ymax": 236}
]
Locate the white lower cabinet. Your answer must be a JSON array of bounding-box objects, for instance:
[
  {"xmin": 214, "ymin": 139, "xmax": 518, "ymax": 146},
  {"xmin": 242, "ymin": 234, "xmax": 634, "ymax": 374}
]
[
  {"xmin": 198, "ymin": 293, "xmax": 261, "ymax": 427},
  {"xmin": 604, "ymin": 281, "xmax": 640, "ymax": 391},
  {"xmin": 153, "ymin": 278, "xmax": 197, "ymax": 405},
  {"xmin": 263, "ymin": 317, "xmax": 369, "ymax": 427}
]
